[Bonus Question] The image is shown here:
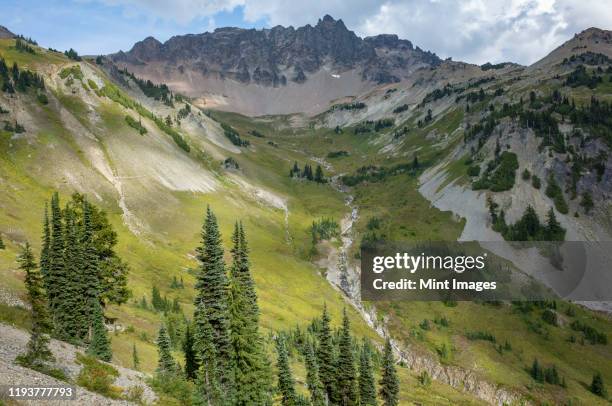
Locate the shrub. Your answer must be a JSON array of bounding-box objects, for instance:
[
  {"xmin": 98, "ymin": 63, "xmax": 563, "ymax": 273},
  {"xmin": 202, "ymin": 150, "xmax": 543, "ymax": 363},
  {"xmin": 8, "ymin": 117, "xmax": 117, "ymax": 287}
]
[
  {"xmin": 125, "ymin": 115, "xmax": 147, "ymax": 135},
  {"xmin": 467, "ymin": 165, "xmax": 481, "ymax": 177},
  {"xmin": 532, "ymin": 175, "xmax": 541, "ymax": 189},
  {"xmin": 37, "ymin": 93, "xmax": 48, "ymax": 105},
  {"xmin": 76, "ymin": 353, "xmax": 122, "ymax": 399}
]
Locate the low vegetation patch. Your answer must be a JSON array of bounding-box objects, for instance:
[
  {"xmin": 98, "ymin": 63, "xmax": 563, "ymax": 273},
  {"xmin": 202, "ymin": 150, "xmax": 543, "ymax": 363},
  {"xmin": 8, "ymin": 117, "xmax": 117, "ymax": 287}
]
[{"xmin": 76, "ymin": 353, "xmax": 122, "ymax": 399}]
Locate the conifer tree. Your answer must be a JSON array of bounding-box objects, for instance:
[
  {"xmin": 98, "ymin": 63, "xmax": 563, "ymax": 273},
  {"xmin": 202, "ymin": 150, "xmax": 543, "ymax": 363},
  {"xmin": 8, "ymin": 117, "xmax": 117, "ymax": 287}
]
[
  {"xmin": 317, "ymin": 303, "xmax": 336, "ymax": 403},
  {"xmin": 304, "ymin": 341, "xmax": 326, "ymax": 406},
  {"xmin": 183, "ymin": 323, "xmax": 198, "ymax": 380},
  {"xmin": 336, "ymin": 308, "xmax": 358, "ymax": 405},
  {"xmin": 193, "ymin": 300, "xmax": 222, "ymax": 406},
  {"xmin": 39, "ymin": 204, "xmax": 50, "ymax": 278},
  {"xmin": 17, "ymin": 243, "xmax": 54, "ymax": 366},
  {"xmin": 194, "ymin": 206, "xmax": 232, "ymax": 388},
  {"xmin": 359, "ymin": 341, "xmax": 377, "ymax": 406},
  {"xmin": 47, "ymin": 192, "xmax": 65, "ymax": 316},
  {"xmin": 314, "ymin": 165, "xmax": 325, "ymax": 183},
  {"xmin": 81, "ymin": 200, "xmax": 101, "ymax": 336},
  {"xmin": 156, "ymin": 324, "xmax": 176, "ymax": 374},
  {"xmin": 229, "ymin": 223, "xmax": 272, "ymax": 405},
  {"xmin": 87, "ymin": 298, "xmax": 112, "ymax": 362},
  {"xmin": 379, "ymin": 339, "xmax": 399, "ymax": 406},
  {"xmin": 591, "ymin": 372, "xmax": 606, "ymax": 397},
  {"xmin": 531, "ymin": 358, "xmax": 544, "ymax": 382},
  {"xmin": 132, "ymin": 342, "xmax": 140, "ymax": 370},
  {"xmin": 276, "ymin": 336, "xmax": 298, "ymax": 406},
  {"xmin": 0, "ymin": 233, "xmax": 5, "ymax": 249}
]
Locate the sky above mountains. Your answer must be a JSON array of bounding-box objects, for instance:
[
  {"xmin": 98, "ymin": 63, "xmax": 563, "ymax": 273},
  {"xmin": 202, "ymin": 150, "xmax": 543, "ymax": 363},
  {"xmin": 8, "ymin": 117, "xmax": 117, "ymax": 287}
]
[{"xmin": 1, "ymin": 0, "xmax": 611, "ymax": 65}]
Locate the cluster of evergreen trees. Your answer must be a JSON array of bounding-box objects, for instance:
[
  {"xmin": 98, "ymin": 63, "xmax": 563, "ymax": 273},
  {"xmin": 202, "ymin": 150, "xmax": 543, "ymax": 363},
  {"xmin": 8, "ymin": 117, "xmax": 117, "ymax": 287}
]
[
  {"xmin": 64, "ymin": 48, "xmax": 82, "ymax": 61},
  {"xmin": 488, "ymin": 198, "xmax": 566, "ymax": 241},
  {"xmin": 530, "ymin": 358, "xmax": 565, "ymax": 387},
  {"xmin": 15, "ymin": 38, "xmax": 36, "ymax": 54},
  {"xmin": 16, "ymin": 193, "xmax": 129, "ymax": 368},
  {"xmin": 289, "ymin": 162, "xmax": 326, "ymax": 183},
  {"xmin": 0, "ymin": 57, "xmax": 45, "ymax": 94},
  {"xmin": 120, "ymin": 68, "xmax": 174, "ymax": 106},
  {"xmin": 154, "ymin": 206, "xmax": 401, "ymax": 405}
]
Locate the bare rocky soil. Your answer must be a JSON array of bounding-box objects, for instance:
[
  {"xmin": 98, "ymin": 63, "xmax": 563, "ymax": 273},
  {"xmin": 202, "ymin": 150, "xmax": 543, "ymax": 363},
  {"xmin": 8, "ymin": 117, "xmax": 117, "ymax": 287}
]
[{"xmin": 0, "ymin": 323, "xmax": 156, "ymax": 405}]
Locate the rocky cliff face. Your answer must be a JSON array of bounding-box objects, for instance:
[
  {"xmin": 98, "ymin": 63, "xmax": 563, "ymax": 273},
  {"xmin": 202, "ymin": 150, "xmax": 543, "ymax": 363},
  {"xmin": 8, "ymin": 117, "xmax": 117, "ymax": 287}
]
[
  {"xmin": 0, "ymin": 25, "xmax": 15, "ymax": 39},
  {"xmin": 111, "ymin": 15, "xmax": 440, "ymax": 87}
]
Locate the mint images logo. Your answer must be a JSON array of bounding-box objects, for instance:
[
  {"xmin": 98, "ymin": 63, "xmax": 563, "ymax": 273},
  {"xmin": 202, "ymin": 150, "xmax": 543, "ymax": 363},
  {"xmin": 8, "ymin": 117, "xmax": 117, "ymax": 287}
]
[
  {"xmin": 361, "ymin": 241, "xmax": 612, "ymax": 302},
  {"xmin": 372, "ymin": 252, "xmax": 488, "ymax": 274}
]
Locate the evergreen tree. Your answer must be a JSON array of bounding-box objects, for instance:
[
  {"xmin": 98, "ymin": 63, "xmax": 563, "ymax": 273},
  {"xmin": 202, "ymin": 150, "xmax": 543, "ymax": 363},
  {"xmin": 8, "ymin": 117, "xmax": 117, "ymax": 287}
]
[
  {"xmin": 192, "ymin": 300, "xmax": 222, "ymax": 406},
  {"xmin": 336, "ymin": 308, "xmax": 358, "ymax": 405},
  {"xmin": 229, "ymin": 223, "xmax": 272, "ymax": 405},
  {"xmin": 305, "ymin": 341, "xmax": 326, "ymax": 406},
  {"xmin": 132, "ymin": 342, "xmax": 140, "ymax": 370},
  {"xmin": 531, "ymin": 358, "xmax": 544, "ymax": 382},
  {"xmin": 0, "ymin": 233, "xmax": 4, "ymax": 249},
  {"xmin": 17, "ymin": 243, "xmax": 54, "ymax": 366},
  {"xmin": 183, "ymin": 323, "xmax": 198, "ymax": 380},
  {"xmin": 81, "ymin": 200, "xmax": 101, "ymax": 336},
  {"xmin": 314, "ymin": 165, "xmax": 325, "ymax": 183},
  {"xmin": 591, "ymin": 372, "xmax": 607, "ymax": 397},
  {"xmin": 379, "ymin": 339, "xmax": 399, "ymax": 406},
  {"xmin": 544, "ymin": 207, "xmax": 565, "ymax": 241},
  {"xmin": 47, "ymin": 192, "xmax": 65, "ymax": 318},
  {"xmin": 156, "ymin": 324, "xmax": 176, "ymax": 374},
  {"xmin": 359, "ymin": 341, "xmax": 377, "ymax": 406},
  {"xmin": 87, "ymin": 298, "xmax": 112, "ymax": 362},
  {"xmin": 276, "ymin": 336, "xmax": 298, "ymax": 406},
  {"xmin": 194, "ymin": 206, "xmax": 232, "ymax": 388},
  {"xmin": 39, "ymin": 204, "xmax": 50, "ymax": 278},
  {"xmin": 317, "ymin": 303, "xmax": 336, "ymax": 403}
]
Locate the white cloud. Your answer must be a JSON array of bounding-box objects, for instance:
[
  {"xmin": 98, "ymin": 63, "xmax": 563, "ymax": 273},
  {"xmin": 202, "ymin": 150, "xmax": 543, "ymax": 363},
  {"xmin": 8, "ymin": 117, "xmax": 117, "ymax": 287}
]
[{"xmin": 94, "ymin": 0, "xmax": 612, "ymax": 64}]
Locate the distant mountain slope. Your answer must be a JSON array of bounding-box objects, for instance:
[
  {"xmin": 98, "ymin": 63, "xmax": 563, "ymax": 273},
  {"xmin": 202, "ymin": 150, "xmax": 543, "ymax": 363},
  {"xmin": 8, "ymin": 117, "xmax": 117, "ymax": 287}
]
[{"xmin": 109, "ymin": 15, "xmax": 440, "ymax": 116}]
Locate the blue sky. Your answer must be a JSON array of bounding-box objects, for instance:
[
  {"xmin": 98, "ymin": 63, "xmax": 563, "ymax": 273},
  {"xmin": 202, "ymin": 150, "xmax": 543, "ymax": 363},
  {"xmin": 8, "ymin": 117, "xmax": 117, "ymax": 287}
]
[{"xmin": 1, "ymin": 0, "xmax": 611, "ymax": 65}]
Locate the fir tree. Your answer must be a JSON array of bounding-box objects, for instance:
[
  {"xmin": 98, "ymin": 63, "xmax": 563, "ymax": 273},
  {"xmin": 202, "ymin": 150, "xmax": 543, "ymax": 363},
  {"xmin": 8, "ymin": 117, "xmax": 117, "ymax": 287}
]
[
  {"xmin": 336, "ymin": 308, "xmax": 358, "ymax": 405},
  {"xmin": 0, "ymin": 233, "xmax": 4, "ymax": 249},
  {"xmin": 81, "ymin": 200, "xmax": 101, "ymax": 336},
  {"xmin": 531, "ymin": 358, "xmax": 544, "ymax": 382},
  {"xmin": 379, "ymin": 339, "xmax": 399, "ymax": 406},
  {"xmin": 276, "ymin": 336, "xmax": 298, "ymax": 406},
  {"xmin": 156, "ymin": 324, "xmax": 176, "ymax": 374},
  {"xmin": 317, "ymin": 303, "xmax": 336, "ymax": 403},
  {"xmin": 314, "ymin": 165, "xmax": 325, "ymax": 183},
  {"xmin": 192, "ymin": 300, "xmax": 222, "ymax": 406},
  {"xmin": 304, "ymin": 341, "xmax": 326, "ymax": 406},
  {"xmin": 183, "ymin": 323, "xmax": 198, "ymax": 380},
  {"xmin": 87, "ymin": 298, "xmax": 112, "ymax": 362},
  {"xmin": 132, "ymin": 342, "xmax": 140, "ymax": 370},
  {"xmin": 359, "ymin": 341, "xmax": 377, "ymax": 406},
  {"xmin": 229, "ymin": 223, "xmax": 272, "ymax": 405},
  {"xmin": 39, "ymin": 204, "xmax": 50, "ymax": 278},
  {"xmin": 591, "ymin": 372, "xmax": 607, "ymax": 397},
  {"xmin": 47, "ymin": 192, "xmax": 65, "ymax": 318},
  {"xmin": 17, "ymin": 243, "xmax": 54, "ymax": 366},
  {"xmin": 194, "ymin": 206, "xmax": 232, "ymax": 388}
]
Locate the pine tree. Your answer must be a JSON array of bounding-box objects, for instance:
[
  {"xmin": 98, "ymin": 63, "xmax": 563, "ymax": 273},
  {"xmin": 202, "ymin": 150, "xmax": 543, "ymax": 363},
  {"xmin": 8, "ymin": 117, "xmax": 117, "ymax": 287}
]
[
  {"xmin": 359, "ymin": 341, "xmax": 377, "ymax": 406},
  {"xmin": 276, "ymin": 336, "xmax": 298, "ymax": 406},
  {"xmin": 17, "ymin": 243, "xmax": 54, "ymax": 366},
  {"xmin": 194, "ymin": 206, "xmax": 232, "ymax": 388},
  {"xmin": 314, "ymin": 165, "xmax": 325, "ymax": 183},
  {"xmin": 183, "ymin": 323, "xmax": 198, "ymax": 380},
  {"xmin": 47, "ymin": 192, "xmax": 65, "ymax": 318},
  {"xmin": 156, "ymin": 324, "xmax": 176, "ymax": 374},
  {"xmin": 591, "ymin": 372, "xmax": 607, "ymax": 397},
  {"xmin": 379, "ymin": 339, "xmax": 399, "ymax": 406},
  {"xmin": 81, "ymin": 200, "xmax": 101, "ymax": 337},
  {"xmin": 192, "ymin": 300, "xmax": 222, "ymax": 406},
  {"xmin": 336, "ymin": 308, "xmax": 358, "ymax": 405},
  {"xmin": 304, "ymin": 341, "xmax": 325, "ymax": 406},
  {"xmin": 317, "ymin": 303, "xmax": 336, "ymax": 403},
  {"xmin": 531, "ymin": 358, "xmax": 544, "ymax": 382},
  {"xmin": 0, "ymin": 233, "xmax": 5, "ymax": 249},
  {"xmin": 229, "ymin": 223, "xmax": 272, "ymax": 405},
  {"xmin": 87, "ymin": 298, "xmax": 112, "ymax": 361},
  {"xmin": 132, "ymin": 342, "xmax": 140, "ymax": 370},
  {"xmin": 39, "ymin": 204, "xmax": 50, "ymax": 278}
]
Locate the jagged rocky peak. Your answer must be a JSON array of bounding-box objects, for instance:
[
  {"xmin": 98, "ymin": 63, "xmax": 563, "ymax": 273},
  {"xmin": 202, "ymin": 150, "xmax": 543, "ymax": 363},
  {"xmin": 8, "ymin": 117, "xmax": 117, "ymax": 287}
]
[{"xmin": 111, "ymin": 15, "xmax": 441, "ymax": 86}]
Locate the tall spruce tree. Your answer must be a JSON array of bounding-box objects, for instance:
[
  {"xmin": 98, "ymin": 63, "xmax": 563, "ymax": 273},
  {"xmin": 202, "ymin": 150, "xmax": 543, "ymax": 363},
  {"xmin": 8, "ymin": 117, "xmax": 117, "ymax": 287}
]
[
  {"xmin": 156, "ymin": 324, "xmax": 176, "ymax": 374},
  {"xmin": 87, "ymin": 298, "xmax": 112, "ymax": 362},
  {"xmin": 194, "ymin": 206, "xmax": 232, "ymax": 388},
  {"xmin": 39, "ymin": 204, "xmax": 50, "ymax": 278},
  {"xmin": 192, "ymin": 300, "xmax": 222, "ymax": 406},
  {"xmin": 17, "ymin": 243, "xmax": 54, "ymax": 366},
  {"xmin": 183, "ymin": 323, "xmax": 198, "ymax": 380},
  {"xmin": 304, "ymin": 341, "xmax": 326, "ymax": 406},
  {"xmin": 336, "ymin": 308, "xmax": 358, "ymax": 405},
  {"xmin": 229, "ymin": 223, "xmax": 272, "ymax": 405},
  {"xmin": 359, "ymin": 340, "xmax": 377, "ymax": 406},
  {"xmin": 591, "ymin": 372, "xmax": 607, "ymax": 397},
  {"xmin": 0, "ymin": 233, "xmax": 5, "ymax": 249},
  {"xmin": 81, "ymin": 199, "xmax": 101, "ymax": 336},
  {"xmin": 132, "ymin": 342, "xmax": 140, "ymax": 370},
  {"xmin": 276, "ymin": 336, "xmax": 298, "ymax": 406},
  {"xmin": 317, "ymin": 303, "xmax": 336, "ymax": 403},
  {"xmin": 379, "ymin": 339, "xmax": 399, "ymax": 406},
  {"xmin": 47, "ymin": 192, "xmax": 65, "ymax": 319}
]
